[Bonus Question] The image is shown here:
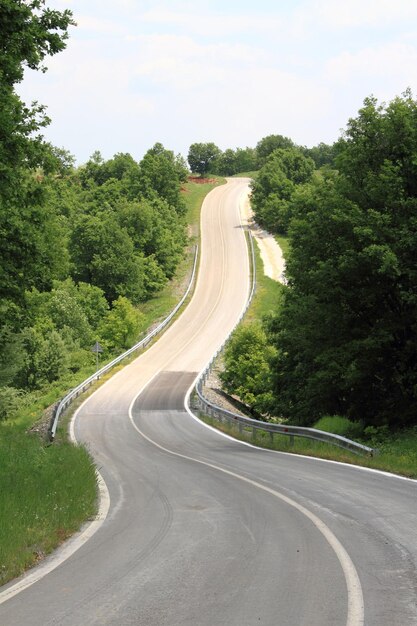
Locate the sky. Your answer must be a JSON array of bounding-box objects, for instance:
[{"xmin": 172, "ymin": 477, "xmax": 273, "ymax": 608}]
[{"xmin": 17, "ymin": 0, "xmax": 417, "ymax": 165}]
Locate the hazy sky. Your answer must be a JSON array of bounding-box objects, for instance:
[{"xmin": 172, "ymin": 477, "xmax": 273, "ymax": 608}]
[{"xmin": 18, "ymin": 0, "xmax": 417, "ymax": 164}]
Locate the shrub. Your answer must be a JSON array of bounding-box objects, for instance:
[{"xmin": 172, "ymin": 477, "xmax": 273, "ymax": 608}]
[{"xmin": 314, "ymin": 415, "xmax": 364, "ymax": 439}]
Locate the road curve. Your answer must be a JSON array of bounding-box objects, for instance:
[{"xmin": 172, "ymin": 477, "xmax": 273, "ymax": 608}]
[{"xmin": 1, "ymin": 179, "xmax": 417, "ymax": 625}]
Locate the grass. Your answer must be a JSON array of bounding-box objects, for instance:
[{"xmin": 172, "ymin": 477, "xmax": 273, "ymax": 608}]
[
  {"xmin": 0, "ymin": 176, "xmax": 224, "ymax": 587},
  {"xmin": 232, "ymin": 170, "xmax": 259, "ymax": 180},
  {"xmin": 0, "ymin": 421, "xmax": 97, "ymax": 585}
]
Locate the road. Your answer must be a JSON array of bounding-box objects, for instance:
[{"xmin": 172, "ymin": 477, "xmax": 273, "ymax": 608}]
[{"xmin": 1, "ymin": 178, "xmax": 416, "ymax": 625}]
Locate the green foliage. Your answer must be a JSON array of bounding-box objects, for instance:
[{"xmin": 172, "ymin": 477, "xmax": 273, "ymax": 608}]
[
  {"xmin": 0, "ymin": 173, "xmax": 70, "ymax": 310},
  {"xmin": 99, "ymin": 296, "xmax": 144, "ymax": 351},
  {"xmin": 0, "ymin": 387, "xmax": 27, "ymax": 421},
  {"xmin": 138, "ymin": 143, "xmax": 187, "ymax": 214},
  {"xmin": 221, "ymin": 323, "xmax": 276, "ymax": 414},
  {"xmin": 187, "ymin": 142, "xmax": 221, "ymax": 175},
  {"xmin": 70, "ymin": 213, "xmax": 144, "ymax": 303},
  {"xmin": 214, "ymin": 147, "xmax": 257, "ymax": 176},
  {"xmin": 314, "ymin": 415, "xmax": 364, "ymax": 439},
  {"xmin": 0, "ymin": 325, "xmax": 26, "ymax": 386},
  {"xmin": 0, "ymin": 0, "xmax": 74, "ymax": 180},
  {"xmin": 19, "ymin": 323, "xmax": 69, "ymax": 389},
  {"xmin": 269, "ymin": 91, "xmax": 417, "ymax": 429},
  {"xmin": 301, "ymin": 142, "xmax": 336, "ymax": 168},
  {"xmin": 0, "ymin": 1, "xmax": 74, "ymax": 301},
  {"xmin": 256, "ymin": 134, "xmax": 295, "ymax": 167},
  {"xmin": 251, "ymin": 147, "xmax": 315, "ymax": 234}
]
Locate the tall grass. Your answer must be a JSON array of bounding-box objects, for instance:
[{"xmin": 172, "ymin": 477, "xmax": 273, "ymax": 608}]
[{"xmin": 0, "ymin": 424, "xmax": 97, "ymax": 585}]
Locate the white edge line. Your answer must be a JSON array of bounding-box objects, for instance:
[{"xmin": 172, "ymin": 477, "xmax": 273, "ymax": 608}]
[
  {"xmin": 127, "ymin": 379, "xmax": 364, "ymax": 626},
  {"xmin": 0, "ymin": 391, "xmax": 111, "ymax": 606}
]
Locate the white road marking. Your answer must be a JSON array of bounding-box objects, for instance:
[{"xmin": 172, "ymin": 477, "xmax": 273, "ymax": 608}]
[{"xmin": 128, "ymin": 387, "xmax": 364, "ymax": 626}]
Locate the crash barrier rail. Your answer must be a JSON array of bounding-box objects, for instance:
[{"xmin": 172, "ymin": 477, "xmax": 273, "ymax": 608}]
[
  {"xmin": 191, "ymin": 228, "xmax": 377, "ymax": 457},
  {"xmin": 48, "ymin": 246, "xmax": 199, "ymax": 441},
  {"xmin": 193, "ymin": 382, "xmax": 377, "ymax": 456}
]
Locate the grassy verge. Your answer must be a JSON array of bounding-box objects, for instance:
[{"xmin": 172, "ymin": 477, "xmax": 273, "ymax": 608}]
[
  {"xmin": 0, "ymin": 177, "xmax": 224, "ymax": 587},
  {"xmin": 198, "ymin": 414, "xmax": 417, "ymax": 478},
  {"xmin": 232, "ymin": 170, "xmax": 259, "ymax": 180},
  {"xmin": 0, "ymin": 425, "xmax": 97, "ymax": 586}
]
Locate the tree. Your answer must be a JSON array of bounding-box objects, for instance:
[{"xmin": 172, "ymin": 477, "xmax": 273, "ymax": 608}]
[
  {"xmin": 0, "ymin": 0, "xmax": 74, "ymax": 324},
  {"xmin": 187, "ymin": 142, "xmax": 221, "ymax": 176},
  {"xmin": 70, "ymin": 213, "xmax": 144, "ymax": 304},
  {"xmin": 99, "ymin": 296, "xmax": 144, "ymax": 352},
  {"xmin": 138, "ymin": 144, "xmax": 186, "ymax": 214},
  {"xmin": 214, "ymin": 148, "xmax": 237, "ymax": 176},
  {"xmin": 0, "ymin": 0, "xmax": 74, "ymax": 178},
  {"xmin": 302, "ymin": 142, "xmax": 336, "ymax": 168},
  {"xmin": 256, "ymin": 134, "xmax": 295, "ymax": 167},
  {"xmin": 234, "ymin": 147, "xmax": 257, "ymax": 173},
  {"xmin": 269, "ymin": 92, "xmax": 417, "ymax": 428},
  {"xmin": 221, "ymin": 323, "xmax": 276, "ymax": 414},
  {"xmin": 18, "ymin": 322, "xmax": 69, "ymax": 389},
  {"xmin": 0, "ymin": 173, "xmax": 70, "ymax": 314},
  {"xmin": 0, "ymin": 326, "xmax": 25, "ymax": 387},
  {"xmin": 251, "ymin": 147, "xmax": 315, "ymax": 234}
]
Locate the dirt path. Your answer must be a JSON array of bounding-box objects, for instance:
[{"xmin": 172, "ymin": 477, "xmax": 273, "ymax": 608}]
[{"xmin": 240, "ymin": 193, "xmax": 286, "ymax": 283}]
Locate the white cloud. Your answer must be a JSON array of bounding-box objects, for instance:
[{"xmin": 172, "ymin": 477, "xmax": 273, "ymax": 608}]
[
  {"xmin": 130, "ymin": 34, "xmax": 267, "ymax": 90},
  {"xmin": 16, "ymin": 0, "xmax": 417, "ymax": 162},
  {"xmin": 326, "ymin": 42, "xmax": 417, "ymax": 86},
  {"xmin": 309, "ymin": 0, "xmax": 417, "ymax": 29},
  {"xmin": 140, "ymin": 8, "xmax": 285, "ymax": 37},
  {"xmin": 75, "ymin": 15, "xmax": 127, "ymax": 35}
]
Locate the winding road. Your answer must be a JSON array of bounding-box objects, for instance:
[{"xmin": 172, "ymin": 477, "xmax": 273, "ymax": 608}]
[{"xmin": 1, "ymin": 178, "xmax": 416, "ymax": 625}]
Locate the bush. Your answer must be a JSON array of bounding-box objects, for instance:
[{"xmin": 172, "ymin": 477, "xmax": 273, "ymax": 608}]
[
  {"xmin": 314, "ymin": 415, "xmax": 364, "ymax": 439},
  {"xmin": 99, "ymin": 296, "xmax": 144, "ymax": 352},
  {"xmin": 221, "ymin": 323, "xmax": 276, "ymax": 414},
  {"xmin": 0, "ymin": 387, "xmax": 27, "ymax": 421}
]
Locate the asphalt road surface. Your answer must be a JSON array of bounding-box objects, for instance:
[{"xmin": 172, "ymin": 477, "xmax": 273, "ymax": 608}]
[{"xmin": 1, "ymin": 179, "xmax": 416, "ymax": 625}]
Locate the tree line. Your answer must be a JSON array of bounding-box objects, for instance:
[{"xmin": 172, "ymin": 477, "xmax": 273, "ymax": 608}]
[
  {"xmin": 223, "ymin": 90, "xmax": 417, "ymax": 431},
  {"xmin": 187, "ymin": 136, "xmax": 334, "ymax": 177}
]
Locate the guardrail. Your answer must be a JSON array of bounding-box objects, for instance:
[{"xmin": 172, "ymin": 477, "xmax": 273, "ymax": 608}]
[
  {"xmin": 48, "ymin": 246, "xmax": 199, "ymax": 441},
  {"xmin": 193, "ymin": 382, "xmax": 376, "ymax": 456},
  {"xmin": 191, "ymin": 228, "xmax": 377, "ymax": 458}
]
